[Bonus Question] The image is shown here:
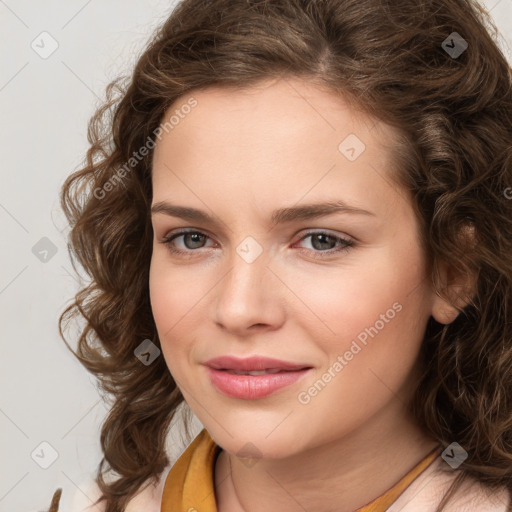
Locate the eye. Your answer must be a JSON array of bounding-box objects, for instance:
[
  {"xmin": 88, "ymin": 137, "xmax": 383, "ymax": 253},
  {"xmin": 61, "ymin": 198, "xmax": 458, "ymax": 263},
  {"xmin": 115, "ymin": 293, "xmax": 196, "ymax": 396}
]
[
  {"xmin": 158, "ymin": 229, "xmax": 354, "ymax": 259},
  {"xmin": 294, "ymin": 231, "xmax": 354, "ymax": 259},
  {"xmin": 159, "ymin": 229, "xmax": 215, "ymax": 257}
]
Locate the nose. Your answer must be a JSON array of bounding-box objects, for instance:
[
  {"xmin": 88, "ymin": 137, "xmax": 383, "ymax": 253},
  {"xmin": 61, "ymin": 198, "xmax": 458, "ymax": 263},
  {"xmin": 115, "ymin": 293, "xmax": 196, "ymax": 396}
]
[{"xmin": 213, "ymin": 245, "xmax": 286, "ymax": 336}]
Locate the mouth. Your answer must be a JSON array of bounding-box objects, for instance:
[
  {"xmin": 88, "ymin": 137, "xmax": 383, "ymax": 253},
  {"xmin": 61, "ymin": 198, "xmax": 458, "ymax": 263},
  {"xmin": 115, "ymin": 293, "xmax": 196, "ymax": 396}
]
[
  {"xmin": 202, "ymin": 355, "xmax": 314, "ymax": 399},
  {"xmin": 204, "ymin": 365, "xmax": 314, "ymax": 400},
  {"xmin": 203, "ymin": 355, "xmax": 313, "ymax": 373},
  {"xmin": 219, "ymin": 368, "xmax": 312, "ymax": 375}
]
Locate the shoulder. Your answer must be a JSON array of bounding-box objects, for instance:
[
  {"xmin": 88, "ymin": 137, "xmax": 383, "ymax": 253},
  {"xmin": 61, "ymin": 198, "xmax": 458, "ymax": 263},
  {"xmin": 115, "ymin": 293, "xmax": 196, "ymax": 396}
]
[
  {"xmin": 68, "ymin": 424, "xmax": 202, "ymax": 511},
  {"xmin": 68, "ymin": 478, "xmax": 104, "ymax": 512},
  {"xmin": 69, "ymin": 467, "xmax": 173, "ymax": 512},
  {"xmin": 389, "ymin": 455, "xmax": 511, "ymax": 512}
]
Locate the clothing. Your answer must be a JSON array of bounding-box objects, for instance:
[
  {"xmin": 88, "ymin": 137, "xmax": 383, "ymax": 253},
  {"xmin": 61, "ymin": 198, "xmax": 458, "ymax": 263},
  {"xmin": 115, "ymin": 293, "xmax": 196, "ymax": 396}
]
[
  {"xmin": 160, "ymin": 429, "xmax": 437, "ymax": 511},
  {"xmin": 48, "ymin": 428, "xmax": 511, "ymax": 512},
  {"xmin": 160, "ymin": 428, "xmax": 510, "ymax": 511}
]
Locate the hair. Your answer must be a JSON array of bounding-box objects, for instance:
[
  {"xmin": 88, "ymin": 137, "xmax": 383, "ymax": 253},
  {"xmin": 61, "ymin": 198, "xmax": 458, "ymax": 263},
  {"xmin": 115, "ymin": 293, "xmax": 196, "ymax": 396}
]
[{"xmin": 58, "ymin": 0, "xmax": 512, "ymax": 510}]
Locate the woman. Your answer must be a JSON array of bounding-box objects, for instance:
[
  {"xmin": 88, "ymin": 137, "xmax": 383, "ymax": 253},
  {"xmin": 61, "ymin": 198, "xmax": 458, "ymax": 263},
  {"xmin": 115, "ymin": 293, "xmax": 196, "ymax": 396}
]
[{"xmin": 50, "ymin": 0, "xmax": 512, "ymax": 510}]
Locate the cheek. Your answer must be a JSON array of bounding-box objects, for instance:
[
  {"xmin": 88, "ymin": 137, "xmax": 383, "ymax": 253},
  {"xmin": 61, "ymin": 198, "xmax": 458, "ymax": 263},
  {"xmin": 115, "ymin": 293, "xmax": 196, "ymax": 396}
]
[
  {"xmin": 293, "ymin": 276, "xmax": 429, "ymax": 442},
  {"xmin": 149, "ymin": 258, "xmax": 177, "ymax": 334},
  {"xmin": 290, "ymin": 249, "xmax": 431, "ymax": 412},
  {"xmin": 148, "ymin": 256, "xmax": 202, "ymax": 372},
  {"xmin": 149, "ymin": 253, "xmax": 207, "ymax": 331},
  {"xmin": 288, "ymin": 251, "xmax": 427, "ymax": 347}
]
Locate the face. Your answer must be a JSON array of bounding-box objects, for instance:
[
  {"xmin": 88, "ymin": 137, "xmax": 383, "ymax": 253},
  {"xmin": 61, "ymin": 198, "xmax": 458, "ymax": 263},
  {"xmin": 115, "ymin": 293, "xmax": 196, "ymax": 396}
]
[{"xmin": 149, "ymin": 77, "xmax": 441, "ymax": 458}]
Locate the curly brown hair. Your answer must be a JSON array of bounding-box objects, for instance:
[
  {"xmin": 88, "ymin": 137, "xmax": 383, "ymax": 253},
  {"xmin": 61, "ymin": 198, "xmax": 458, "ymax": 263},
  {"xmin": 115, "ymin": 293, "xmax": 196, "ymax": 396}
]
[{"xmin": 58, "ymin": 0, "xmax": 512, "ymax": 510}]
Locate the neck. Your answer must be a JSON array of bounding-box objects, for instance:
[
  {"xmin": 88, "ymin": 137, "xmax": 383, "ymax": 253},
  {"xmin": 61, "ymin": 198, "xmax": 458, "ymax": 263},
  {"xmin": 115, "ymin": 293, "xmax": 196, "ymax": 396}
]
[{"xmin": 214, "ymin": 400, "xmax": 439, "ymax": 512}]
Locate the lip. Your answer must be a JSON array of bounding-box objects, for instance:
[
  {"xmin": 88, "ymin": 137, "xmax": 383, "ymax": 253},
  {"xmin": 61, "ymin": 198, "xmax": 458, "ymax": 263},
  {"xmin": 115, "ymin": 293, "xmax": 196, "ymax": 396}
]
[
  {"xmin": 202, "ymin": 355, "xmax": 314, "ymax": 400},
  {"xmin": 203, "ymin": 355, "xmax": 312, "ymax": 372},
  {"xmin": 205, "ymin": 366, "xmax": 313, "ymax": 400}
]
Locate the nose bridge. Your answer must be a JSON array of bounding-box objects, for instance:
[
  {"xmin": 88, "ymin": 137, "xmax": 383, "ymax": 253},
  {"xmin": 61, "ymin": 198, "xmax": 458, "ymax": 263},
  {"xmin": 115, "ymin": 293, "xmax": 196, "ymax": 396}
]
[
  {"xmin": 223, "ymin": 234, "xmax": 271, "ymax": 300},
  {"xmin": 214, "ymin": 233, "xmax": 281, "ymax": 330}
]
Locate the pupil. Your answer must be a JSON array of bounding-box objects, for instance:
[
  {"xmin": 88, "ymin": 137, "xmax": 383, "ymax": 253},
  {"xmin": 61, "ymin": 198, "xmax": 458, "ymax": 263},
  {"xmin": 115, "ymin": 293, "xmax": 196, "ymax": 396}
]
[
  {"xmin": 313, "ymin": 234, "xmax": 333, "ymax": 250},
  {"xmin": 186, "ymin": 233, "xmax": 204, "ymax": 249}
]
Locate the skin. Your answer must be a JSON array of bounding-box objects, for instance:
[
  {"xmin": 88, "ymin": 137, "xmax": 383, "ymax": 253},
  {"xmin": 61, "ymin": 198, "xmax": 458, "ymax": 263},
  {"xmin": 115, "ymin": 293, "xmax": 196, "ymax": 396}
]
[{"xmin": 149, "ymin": 77, "xmax": 463, "ymax": 512}]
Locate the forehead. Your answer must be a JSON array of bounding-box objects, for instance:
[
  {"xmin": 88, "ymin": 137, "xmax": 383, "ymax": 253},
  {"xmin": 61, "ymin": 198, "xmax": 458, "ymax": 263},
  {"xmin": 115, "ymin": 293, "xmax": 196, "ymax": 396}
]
[
  {"xmin": 151, "ymin": 78, "xmax": 407, "ymax": 221},
  {"xmin": 156, "ymin": 78, "xmax": 391, "ymax": 150}
]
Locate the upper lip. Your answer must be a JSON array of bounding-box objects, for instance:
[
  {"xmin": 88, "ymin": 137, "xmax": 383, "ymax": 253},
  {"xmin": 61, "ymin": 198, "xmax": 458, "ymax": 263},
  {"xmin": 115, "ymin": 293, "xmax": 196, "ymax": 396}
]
[{"xmin": 203, "ymin": 355, "xmax": 312, "ymax": 372}]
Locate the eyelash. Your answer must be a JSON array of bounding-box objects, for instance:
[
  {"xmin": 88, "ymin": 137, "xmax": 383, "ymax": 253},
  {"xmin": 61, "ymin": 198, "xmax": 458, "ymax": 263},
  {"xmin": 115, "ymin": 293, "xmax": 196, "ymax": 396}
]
[{"xmin": 159, "ymin": 229, "xmax": 354, "ymax": 259}]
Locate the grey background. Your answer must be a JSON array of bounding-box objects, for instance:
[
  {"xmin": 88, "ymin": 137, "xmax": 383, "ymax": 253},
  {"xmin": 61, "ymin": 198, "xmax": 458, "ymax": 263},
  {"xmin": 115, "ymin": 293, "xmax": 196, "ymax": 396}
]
[{"xmin": 1, "ymin": 0, "xmax": 511, "ymax": 511}]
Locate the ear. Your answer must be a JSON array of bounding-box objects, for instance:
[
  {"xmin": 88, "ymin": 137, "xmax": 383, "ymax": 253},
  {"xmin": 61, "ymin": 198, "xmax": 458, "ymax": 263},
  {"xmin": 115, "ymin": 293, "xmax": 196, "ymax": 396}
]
[{"xmin": 431, "ymin": 224, "xmax": 477, "ymax": 325}]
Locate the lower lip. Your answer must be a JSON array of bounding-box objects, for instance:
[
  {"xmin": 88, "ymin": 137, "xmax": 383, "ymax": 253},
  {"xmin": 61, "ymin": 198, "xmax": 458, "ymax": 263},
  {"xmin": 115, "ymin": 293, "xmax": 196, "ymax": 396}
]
[{"xmin": 205, "ymin": 367, "xmax": 313, "ymax": 400}]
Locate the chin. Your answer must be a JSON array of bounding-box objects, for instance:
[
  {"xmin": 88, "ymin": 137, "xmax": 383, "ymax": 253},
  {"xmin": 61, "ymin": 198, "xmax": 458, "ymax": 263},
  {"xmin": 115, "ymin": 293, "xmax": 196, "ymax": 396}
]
[{"xmin": 205, "ymin": 421, "xmax": 311, "ymax": 461}]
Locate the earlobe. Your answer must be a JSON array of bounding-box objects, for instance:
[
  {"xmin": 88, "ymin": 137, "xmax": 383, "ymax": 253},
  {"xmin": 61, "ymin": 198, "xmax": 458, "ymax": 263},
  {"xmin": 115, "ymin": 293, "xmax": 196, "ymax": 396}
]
[
  {"xmin": 430, "ymin": 223, "xmax": 477, "ymax": 325},
  {"xmin": 430, "ymin": 258, "xmax": 477, "ymax": 325},
  {"xmin": 431, "ymin": 285, "xmax": 467, "ymax": 325}
]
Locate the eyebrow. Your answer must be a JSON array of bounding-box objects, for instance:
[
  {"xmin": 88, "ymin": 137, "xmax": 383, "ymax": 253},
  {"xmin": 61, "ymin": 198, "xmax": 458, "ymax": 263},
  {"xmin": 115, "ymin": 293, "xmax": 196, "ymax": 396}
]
[{"xmin": 151, "ymin": 200, "xmax": 376, "ymax": 225}]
